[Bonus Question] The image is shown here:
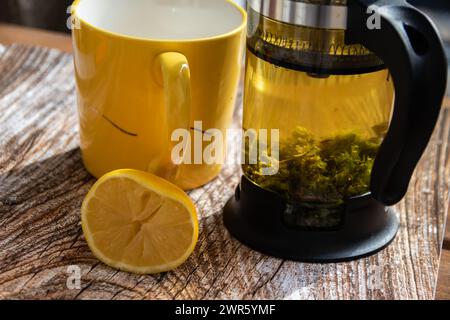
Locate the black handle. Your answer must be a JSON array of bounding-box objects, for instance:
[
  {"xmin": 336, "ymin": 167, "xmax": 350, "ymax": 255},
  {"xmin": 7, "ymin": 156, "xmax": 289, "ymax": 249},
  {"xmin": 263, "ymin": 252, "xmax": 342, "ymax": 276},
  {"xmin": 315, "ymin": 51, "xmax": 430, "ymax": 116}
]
[{"xmin": 347, "ymin": 0, "xmax": 448, "ymax": 205}]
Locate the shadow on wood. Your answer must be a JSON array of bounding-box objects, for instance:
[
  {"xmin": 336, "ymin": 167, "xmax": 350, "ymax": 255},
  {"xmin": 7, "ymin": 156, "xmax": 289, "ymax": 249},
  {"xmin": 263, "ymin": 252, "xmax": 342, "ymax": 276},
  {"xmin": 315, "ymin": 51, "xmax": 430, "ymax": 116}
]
[{"xmin": 0, "ymin": 148, "xmax": 96, "ymax": 299}]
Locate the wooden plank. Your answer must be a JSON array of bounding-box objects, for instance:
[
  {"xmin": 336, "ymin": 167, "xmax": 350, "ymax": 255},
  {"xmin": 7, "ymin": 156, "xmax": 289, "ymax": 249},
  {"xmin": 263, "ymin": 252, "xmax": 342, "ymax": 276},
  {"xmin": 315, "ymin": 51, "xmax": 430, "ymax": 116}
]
[
  {"xmin": 443, "ymin": 97, "xmax": 450, "ymax": 251},
  {"xmin": 0, "ymin": 44, "xmax": 448, "ymax": 300},
  {"xmin": 435, "ymin": 93, "xmax": 450, "ymax": 300},
  {"xmin": 445, "ymin": 220, "xmax": 450, "ymax": 250},
  {"xmin": 444, "ymin": 97, "xmax": 450, "ymax": 109},
  {"xmin": 436, "ymin": 250, "xmax": 450, "ymax": 300},
  {"xmin": 0, "ymin": 23, "xmax": 72, "ymax": 53},
  {"xmin": 433, "ymin": 10, "xmax": 450, "ymax": 293}
]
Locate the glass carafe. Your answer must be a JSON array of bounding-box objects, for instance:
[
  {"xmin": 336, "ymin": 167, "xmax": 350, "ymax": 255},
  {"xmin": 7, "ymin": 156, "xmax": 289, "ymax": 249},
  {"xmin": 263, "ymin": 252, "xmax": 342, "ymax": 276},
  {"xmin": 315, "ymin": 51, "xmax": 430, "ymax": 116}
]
[
  {"xmin": 243, "ymin": 2, "xmax": 395, "ymax": 228},
  {"xmin": 224, "ymin": 0, "xmax": 447, "ymax": 262}
]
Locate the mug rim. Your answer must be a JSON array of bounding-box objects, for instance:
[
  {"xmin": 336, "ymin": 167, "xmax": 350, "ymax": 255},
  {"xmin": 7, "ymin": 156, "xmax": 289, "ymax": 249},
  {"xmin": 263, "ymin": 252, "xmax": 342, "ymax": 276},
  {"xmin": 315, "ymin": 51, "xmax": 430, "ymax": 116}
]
[{"xmin": 71, "ymin": 0, "xmax": 247, "ymax": 43}]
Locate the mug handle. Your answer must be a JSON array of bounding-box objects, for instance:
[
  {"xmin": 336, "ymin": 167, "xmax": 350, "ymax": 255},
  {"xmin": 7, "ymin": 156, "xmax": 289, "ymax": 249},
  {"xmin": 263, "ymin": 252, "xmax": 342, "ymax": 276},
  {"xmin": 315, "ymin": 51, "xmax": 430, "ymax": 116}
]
[
  {"xmin": 155, "ymin": 52, "xmax": 191, "ymax": 181},
  {"xmin": 347, "ymin": 0, "xmax": 448, "ymax": 205}
]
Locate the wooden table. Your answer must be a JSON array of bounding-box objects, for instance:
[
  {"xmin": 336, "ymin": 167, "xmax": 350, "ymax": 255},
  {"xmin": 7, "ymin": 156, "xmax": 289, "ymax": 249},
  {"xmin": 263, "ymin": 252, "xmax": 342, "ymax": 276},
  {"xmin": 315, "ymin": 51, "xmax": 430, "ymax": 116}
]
[
  {"xmin": 0, "ymin": 23, "xmax": 449, "ymax": 300},
  {"xmin": 0, "ymin": 24, "xmax": 72, "ymax": 53},
  {"xmin": 436, "ymin": 196, "xmax": 450, "ymax": 299}
]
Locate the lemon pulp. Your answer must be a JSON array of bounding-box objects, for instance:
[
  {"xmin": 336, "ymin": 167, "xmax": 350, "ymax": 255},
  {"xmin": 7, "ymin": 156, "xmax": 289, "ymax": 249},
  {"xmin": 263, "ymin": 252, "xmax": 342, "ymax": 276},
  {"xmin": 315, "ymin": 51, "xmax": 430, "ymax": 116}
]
[{"xmin": 81, "ymin": 169, "xmax": 198, "ymax": 274}]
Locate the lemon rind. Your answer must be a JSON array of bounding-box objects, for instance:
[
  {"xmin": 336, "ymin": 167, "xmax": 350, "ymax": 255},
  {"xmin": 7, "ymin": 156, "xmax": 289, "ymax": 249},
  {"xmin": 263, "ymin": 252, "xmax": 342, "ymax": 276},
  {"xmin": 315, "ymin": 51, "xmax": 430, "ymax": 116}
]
[{"xmin": 81, "ymin": 169, "xmax": 199, "ymax": 275}]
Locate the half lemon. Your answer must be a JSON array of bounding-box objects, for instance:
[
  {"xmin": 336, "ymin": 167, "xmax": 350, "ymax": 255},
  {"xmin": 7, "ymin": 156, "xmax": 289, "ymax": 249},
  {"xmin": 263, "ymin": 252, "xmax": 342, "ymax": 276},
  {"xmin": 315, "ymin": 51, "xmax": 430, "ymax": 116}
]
[{"xmin": 81, "ymin": 169, "xmax": 198, "ymax": 274}]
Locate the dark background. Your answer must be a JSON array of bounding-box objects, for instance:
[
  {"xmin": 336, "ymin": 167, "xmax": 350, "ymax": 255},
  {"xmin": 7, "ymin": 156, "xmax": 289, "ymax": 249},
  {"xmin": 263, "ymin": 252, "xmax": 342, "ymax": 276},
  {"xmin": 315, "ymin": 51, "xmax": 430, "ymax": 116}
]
[
  {"xmin": 0, "ymin": 0, "xmax": 449, "ymax": 34},
  {"xmin": 0, "ymin": 0, "xmax": 73, "ymax": 33}
]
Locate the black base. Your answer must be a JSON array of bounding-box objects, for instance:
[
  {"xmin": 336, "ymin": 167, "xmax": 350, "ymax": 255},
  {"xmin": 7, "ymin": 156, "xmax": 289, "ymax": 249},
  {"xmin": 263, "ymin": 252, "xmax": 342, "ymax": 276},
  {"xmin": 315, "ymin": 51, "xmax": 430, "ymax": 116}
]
[{"xmin": 223, "ymin": 176, "xmax": 399, "ymax": 263}]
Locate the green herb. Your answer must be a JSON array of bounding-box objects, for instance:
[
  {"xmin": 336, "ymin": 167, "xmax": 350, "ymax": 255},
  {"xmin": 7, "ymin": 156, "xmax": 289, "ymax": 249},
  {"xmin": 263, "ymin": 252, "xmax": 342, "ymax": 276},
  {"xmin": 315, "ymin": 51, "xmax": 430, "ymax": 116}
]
[{"xmin": 243, "ymin": 126, "xmax": 383, "ymax": 206}]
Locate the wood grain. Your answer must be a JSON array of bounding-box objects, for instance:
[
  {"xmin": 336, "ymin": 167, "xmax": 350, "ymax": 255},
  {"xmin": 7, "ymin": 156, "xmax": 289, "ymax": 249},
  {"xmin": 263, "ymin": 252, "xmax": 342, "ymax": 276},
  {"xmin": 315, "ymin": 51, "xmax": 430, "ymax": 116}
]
[
  {"xmin": 435, "ymin": 98, "xmax": 450, "ymax": 301},
  {"xmin": 444, "ymin": 216, "xmax": 450, "ymax": 250},
  {"xmin": 436, "ymin": 250, "xmax": 450, "ymax": 300},
  {"xmin": 0, "ymin": 44, "xmax": 448, "ymax": 300},
  {"xmin": 442, "ymin": 97, "xmax": 450, "ymax": 251}
]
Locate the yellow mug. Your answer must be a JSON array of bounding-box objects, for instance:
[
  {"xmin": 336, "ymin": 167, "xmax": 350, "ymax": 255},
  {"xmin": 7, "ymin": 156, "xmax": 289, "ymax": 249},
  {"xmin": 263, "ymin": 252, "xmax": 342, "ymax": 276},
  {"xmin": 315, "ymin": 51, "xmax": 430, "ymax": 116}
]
[{"xmin": 72, "ymin": 0, "xmax": 246, "ymax": 189}]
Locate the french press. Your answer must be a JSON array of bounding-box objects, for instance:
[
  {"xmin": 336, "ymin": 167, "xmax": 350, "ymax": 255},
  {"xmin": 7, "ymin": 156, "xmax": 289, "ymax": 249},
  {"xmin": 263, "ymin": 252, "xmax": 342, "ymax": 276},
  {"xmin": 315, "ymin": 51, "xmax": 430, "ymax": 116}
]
[{"xmin": 224, "ymin": 0, "xmax": 447, "ymax": 262}]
